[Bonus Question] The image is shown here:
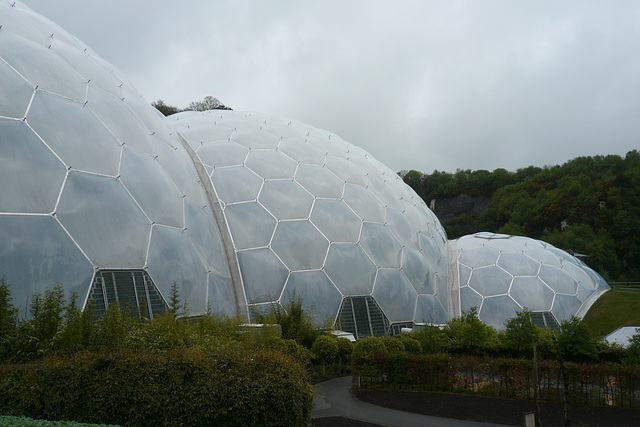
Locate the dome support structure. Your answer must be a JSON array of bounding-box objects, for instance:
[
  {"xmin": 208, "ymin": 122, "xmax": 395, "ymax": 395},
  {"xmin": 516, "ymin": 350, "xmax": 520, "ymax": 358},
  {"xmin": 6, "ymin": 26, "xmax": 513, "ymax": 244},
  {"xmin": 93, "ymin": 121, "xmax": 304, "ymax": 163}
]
[{"xmin": 176, "ymin": 134, "xmax": 249, "ymax": 320}]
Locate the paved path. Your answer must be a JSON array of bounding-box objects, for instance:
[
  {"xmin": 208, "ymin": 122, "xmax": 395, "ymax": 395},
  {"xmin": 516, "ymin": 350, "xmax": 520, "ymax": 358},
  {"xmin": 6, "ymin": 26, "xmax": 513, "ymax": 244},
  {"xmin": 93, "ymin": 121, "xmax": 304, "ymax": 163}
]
[{"xmin": 312, "ymin": 376, "xmax": 514, "ymax": 427}]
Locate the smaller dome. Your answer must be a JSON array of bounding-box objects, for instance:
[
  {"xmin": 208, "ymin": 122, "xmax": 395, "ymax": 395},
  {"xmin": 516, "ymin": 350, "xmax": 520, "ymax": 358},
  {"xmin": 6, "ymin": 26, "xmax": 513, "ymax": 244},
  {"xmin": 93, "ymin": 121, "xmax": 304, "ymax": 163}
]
[{"xmin": 454, "ymin": 233, "xmax": 609, "ymax": 329}]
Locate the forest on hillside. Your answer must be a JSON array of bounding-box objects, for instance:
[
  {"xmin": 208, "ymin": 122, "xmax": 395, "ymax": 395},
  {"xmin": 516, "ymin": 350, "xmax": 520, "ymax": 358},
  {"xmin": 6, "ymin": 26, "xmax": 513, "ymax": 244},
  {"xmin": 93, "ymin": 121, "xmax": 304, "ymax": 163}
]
[{"xmin": 401, "ymin": 150, "xmax": 640, "ymax": 282}]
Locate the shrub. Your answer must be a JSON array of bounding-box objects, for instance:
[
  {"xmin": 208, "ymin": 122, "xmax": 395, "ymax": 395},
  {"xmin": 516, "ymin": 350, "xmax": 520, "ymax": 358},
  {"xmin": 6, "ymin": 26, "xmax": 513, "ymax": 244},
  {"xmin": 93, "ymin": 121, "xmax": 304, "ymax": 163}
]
[
  {"xmin": 312, "ymin": 335, "xmax": 338, "ymax": 375},
  {"xmin": 380, "ymin": 336, "xmax": 405, "ymax": 353},
  {"xmin": 558, "ymin": 316, "xmax": 599, "ymax": 361},
  {"xmin": 352, "ymin": 336, "xmax": 386, "ymax": 380},
  {"xmin": 396, "ymin": 334, "xmax": 422, "ymax": 354},
  {"xmin": 336, "ymin": 337, "xmax": 354, "ymax": 372},
  {"xmin": 0, "ymin": 347, "xmax": 313, "ymax": 427}
]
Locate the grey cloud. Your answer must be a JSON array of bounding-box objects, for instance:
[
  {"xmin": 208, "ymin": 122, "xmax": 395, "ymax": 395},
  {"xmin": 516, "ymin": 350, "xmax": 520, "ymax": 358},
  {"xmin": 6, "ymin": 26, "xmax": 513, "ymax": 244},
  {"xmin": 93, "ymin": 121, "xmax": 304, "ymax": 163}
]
[{"xmin": 26, "ymin": 0, "xmax": 640, "ymax": 173}]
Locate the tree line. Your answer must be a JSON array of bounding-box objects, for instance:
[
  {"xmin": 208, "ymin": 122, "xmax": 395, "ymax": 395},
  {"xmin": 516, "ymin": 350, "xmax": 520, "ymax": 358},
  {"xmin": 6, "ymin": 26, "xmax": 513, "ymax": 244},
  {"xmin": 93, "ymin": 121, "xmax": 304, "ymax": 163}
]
[
  {"xmin": 151, "ymin": 95, "xmax": 232, "ymax": 116},
  {"xmin": 402, "ymin": 150, "xmax": 640, "ymax": 281}
]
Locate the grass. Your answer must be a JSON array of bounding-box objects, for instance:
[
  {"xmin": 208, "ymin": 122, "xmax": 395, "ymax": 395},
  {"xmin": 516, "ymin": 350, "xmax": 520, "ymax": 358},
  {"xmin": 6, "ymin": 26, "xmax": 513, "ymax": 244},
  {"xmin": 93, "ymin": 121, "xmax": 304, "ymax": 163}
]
[{"xmin": 583, "ymin": 290, "xmax": 640, "ymax": 339}]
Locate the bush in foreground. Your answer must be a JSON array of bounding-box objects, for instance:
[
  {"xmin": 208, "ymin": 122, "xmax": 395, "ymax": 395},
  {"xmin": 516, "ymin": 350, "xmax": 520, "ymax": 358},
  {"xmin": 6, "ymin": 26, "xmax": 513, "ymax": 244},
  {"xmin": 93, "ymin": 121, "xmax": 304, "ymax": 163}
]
[
  {"xmin": 0, "ymin": 347, "xmax": 313, "ymax": 427},
  {"xmin": 0, "ymin": 415, "xmax": 119, "ymax": 426}
]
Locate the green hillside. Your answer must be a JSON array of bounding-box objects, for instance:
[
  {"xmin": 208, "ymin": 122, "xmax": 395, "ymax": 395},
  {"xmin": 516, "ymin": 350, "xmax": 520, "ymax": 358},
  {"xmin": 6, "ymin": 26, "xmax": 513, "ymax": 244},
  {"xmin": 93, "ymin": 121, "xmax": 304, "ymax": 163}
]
[
  {"xmin": 403, "ymin": 150, "xmax": 640, "ymax": 282},
  {"xmin": 583, "ymin": 290, "xmax": 640, "ymax": 338}
]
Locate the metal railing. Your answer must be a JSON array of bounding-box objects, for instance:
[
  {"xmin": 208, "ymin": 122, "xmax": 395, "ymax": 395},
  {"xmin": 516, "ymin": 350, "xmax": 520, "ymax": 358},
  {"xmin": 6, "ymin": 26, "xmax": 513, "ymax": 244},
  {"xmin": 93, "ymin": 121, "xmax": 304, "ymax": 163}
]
[{"xmin": 609, "ymin": 282, "xmax": 640, "ymax": 293}]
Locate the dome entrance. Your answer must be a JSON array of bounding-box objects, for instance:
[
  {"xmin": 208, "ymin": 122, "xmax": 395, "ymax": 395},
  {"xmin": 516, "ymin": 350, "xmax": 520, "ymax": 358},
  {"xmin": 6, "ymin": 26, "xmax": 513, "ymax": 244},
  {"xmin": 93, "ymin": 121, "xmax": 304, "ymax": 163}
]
[{"xmin": 89, "ymin": 270, "xmax": 167, "ymax": 319}]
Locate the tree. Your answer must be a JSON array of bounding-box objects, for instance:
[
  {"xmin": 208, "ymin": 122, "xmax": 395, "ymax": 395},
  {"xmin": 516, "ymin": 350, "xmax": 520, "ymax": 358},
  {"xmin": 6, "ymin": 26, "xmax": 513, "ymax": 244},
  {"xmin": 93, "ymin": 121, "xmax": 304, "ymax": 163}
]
[
  {"xmin": 0, "ymin": 278, "xmax": 17, "ymax": 338},
  {"xmin": 151, "ymin": 99, "xmax": 180, "ymax": 116},
  {"xmin": 259, "ymin": 292, "xmax": 319, "ymax": 348},
  {"xmin": 447, "ymin": 307, "xmax": 496, "ymax": 353},
  {"xmin": 558, "ymin": 316, "xmax": 598, "ymax": 361},
  {"xmin": 168, "ymin": 281, "xmax": 183, "ymax": 318},
  {"xmin": 503, "ymin": 309, "xmax": 540, "ymax": 355},
  {"xmin": 312, "ymin": 335, "xmax": 338, "ymax": 375},
  {"xmin": 335, "ymin": 337, "xmax": 353, "ymax": 372},
  {"xmin": 0, "ymin": 279, "xmax": 18, "ymax": 359},
  {"xmin": 185, "ymin": 96, "xmax": 232, "ymax": 112},
  {"xmin": 626, "ymin": 329, "xmax": 640, "ymax": 364}
]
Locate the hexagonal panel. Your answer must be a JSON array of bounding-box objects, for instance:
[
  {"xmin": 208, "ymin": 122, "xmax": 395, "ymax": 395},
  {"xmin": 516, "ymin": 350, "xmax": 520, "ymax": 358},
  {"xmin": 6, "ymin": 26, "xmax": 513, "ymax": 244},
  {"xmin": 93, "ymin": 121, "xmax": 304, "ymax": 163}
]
[
  {"xmin": 480, "ymin": 295, "xmax": 522, "ymax": 329},
  {"xmin": 224, "ymin": 201, "xmax": 276, "ymax": 250},
  {"xmin": 0, "ymin": 118, "xmax": 66, "ymax": 213},
  {"xmin": 237, "ymin": 248, "xmax": 288, "ymax": 304},
  {"xmin": 211, "ymin": 166, "xmax": 263, "ymax": 203},
  {"xmin": 419, "ymin": 233, "xmax": 443, "ymax": 271},
  {"xmin": 325, "ymin": 155, "xmax": 367, "ymax": 186},
  {"xmin": 87, "ymin": 86, "xmax": 155, "ymax": 155},
  {"xmin": 348, "ymin": 154, "xmax": 381, "ymax": 177},
  {"xmin": 552, "ymin": 294, "xmax": 584, "ymax": 323},
  {"xmin": 373, "ymin": 269, "xmax": 417, "ymax": 322},
  {"xmin": 546, "ymin": 245, "xmax": 581, "ymax": 267},
  {"xmin": 263, "ymin": 123, "xmax": 305, "ymax": 140},
  {"xmin": 196, "ymin": 141, "xmax": 248, "ymax": 168},
  {"xmin": 458, "ymin": 247, "xmax": 499, "ymax": 268},
  {"xmin": 360, "ymin": 222, "xmax": 402, "ymax": 268},
  {"xmin": 1, "ymin": 31, "xmax": 86, "ymax": 101},
  {"xmin": 184, "ymin": 199, "xmax": 230, "ymax": 277},
  {"xmin": 458, "ymin": 264, "xmax": 472, "ymax": 287},
  {"xmin": 245, "ymin": 149, "xmax": 297, "ymax": 179},
  {"xmin": 310, "ymin": 199, "xmax": 361, "ymax": 243},
  {"xmin": 401, "ymin": 248, "xmax": 434, "ymax": 294},
  {"xmin": 279, "ymin": 139, "xmax": 325, "ymax": 165},
  {"xmin": 281, "ymin": 270, "xmax": 343, "ymax": 326},
  {"xmin": 306, "ymin": 135, "xmax": 350, "ymax": 158},
  {"xmin": 539, "ymin": 264, "xmax": 578, "ymax": 294},
  {"xmin": 151, "ymin": 136, "xmax": 206, "ymax": 205},
  {"xmin": 295, "ymin": 164, "xmax": 344, "ymax": 199},
  {"xmin": 469, "ymin": 266, "xmax": 512, "ymax": 296},
  {"xmin": 325, "ymin": 243, "xmax": 377, "ymax": 295},
  {"xmin": 510, "ymin": 277, "xmax": 554, "ymax": 311},
  {"xmin": 343, "ymin": 183, "xmax": 385, "ymax": 223},
  {"xmin": 577, "ymin": 284, "xmax": 595, "ymax": 303},
  {"xmin": 147, "ymin": 225, "xmax": 210, "ymax": 314},
  {"xmin": 368, "ymin": 177, "xmax": 400, "ymax": 210},
  {"xmin": 460, "ymin": 286, "xmax": 483, "ymax": 313},
  {"xmin": 231, "ymin": 128, "xmax": 280, "ymax": 149},
  {"xmin": 0, "ymin": 214, "xmax": 93, "ymax": 312},
  {"xmin": 120, "ymin": 147, "xmax": 183, "ymax": 228},
  {"xmin": 28, "ymin": 91, "xmax": 120, "ymax": 175},
  {"xmin": 258, "ymin": 180, "xmax": 313, "ymax": 220},
  {"xmin": 484, "ymin": 238, "xmax": 526, "ymax": 253},
  {"xmin": 497, "ymin": 252, "xmax": 540, "ymax": 276},
  {"xmin": 207, "ymin": 273, "xmax": 236, "ymax": 317},
  {"xmin": 386, "ymin": 208, "xmax": 419, "ymax": 250},
  {"xmin": 415, "ymin": 294, "xmax": 448, "ymax": 324},
  {"xmin": 562, "ymin": 261, "xmax": 596, "ymax": 290},
  {"xmin": 57, "ymin": 171, "xmax": 150, "ymax": 267},
  {"xmin": 522, "ymin": 246, "xmax": 562, "ymax": 267},
  {"xmin": 271, "ymin": 220, "xmax": 329, "ymax": 271},
  {"xmin": 0, "ymin": 59, "xmax": 33, "ymax": 118}
]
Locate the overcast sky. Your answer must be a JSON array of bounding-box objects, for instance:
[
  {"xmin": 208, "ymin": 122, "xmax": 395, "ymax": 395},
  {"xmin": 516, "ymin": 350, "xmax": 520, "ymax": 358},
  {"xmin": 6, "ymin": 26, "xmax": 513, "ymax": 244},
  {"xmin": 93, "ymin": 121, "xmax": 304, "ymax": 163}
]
[{"xmin": 25, "ymin": 1, "xmax": 640, "ymax": 174}]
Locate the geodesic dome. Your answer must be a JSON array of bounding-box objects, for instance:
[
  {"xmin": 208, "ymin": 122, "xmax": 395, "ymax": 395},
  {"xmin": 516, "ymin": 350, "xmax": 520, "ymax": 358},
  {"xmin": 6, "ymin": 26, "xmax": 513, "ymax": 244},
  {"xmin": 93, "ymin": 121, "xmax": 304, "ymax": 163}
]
[
  {"xmin": 452, "ymin": 233, "xmax": 610, "ymax": 329},
  {"xmin": 0, "ymin": 1, "xmax": 237, "ymax": 318},
  {"xmin": 1, "ymin": 2, "xmax": 611, "ymax": 336},
  {"xmin": 171, "ymin": 110, "xmax": 450, "ymax": 335}
]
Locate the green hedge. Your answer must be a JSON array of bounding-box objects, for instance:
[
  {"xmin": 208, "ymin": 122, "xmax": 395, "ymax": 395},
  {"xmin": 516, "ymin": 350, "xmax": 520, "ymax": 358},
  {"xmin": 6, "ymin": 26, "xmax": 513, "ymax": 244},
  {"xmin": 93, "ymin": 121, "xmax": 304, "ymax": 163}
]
[
  {"xmin": 0, "ymin": 415, "xmax": 120, "ymax": 426},
  {"xmin": 0, "ymin": 347, "xmax": 313, "ymax": 426},
  {"xmin": 353, "ymin": 351, "xmax": 640, "ymax": 407}
]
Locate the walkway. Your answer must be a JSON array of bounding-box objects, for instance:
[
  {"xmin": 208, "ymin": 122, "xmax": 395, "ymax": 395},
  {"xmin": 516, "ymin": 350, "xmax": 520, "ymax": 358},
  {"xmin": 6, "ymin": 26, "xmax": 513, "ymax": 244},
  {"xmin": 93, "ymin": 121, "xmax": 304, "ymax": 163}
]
[{"xmin": 311, "ymin": 376, "xmax": 514, "ymax": 427}]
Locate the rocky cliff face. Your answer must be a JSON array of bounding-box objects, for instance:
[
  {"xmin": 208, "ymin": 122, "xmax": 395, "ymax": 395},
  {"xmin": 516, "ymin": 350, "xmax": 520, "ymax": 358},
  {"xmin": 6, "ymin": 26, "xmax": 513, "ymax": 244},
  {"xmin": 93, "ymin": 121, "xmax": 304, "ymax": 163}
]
[{"xmin": 431, "ymin": 194, "xmax": 490, "ymax": 223}]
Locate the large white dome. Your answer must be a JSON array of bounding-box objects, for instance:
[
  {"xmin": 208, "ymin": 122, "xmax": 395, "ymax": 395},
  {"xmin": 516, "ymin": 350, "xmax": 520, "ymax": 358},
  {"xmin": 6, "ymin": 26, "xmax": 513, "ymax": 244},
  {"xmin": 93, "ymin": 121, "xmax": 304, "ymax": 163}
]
[
  {"xmin": 171, "ymin": 110, "xmax": 450, "ymax": 334},
  {"xmin": 0, "ymin": 1, "xmax": 237, "ymax": 318}
]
